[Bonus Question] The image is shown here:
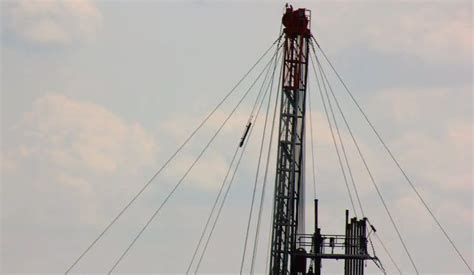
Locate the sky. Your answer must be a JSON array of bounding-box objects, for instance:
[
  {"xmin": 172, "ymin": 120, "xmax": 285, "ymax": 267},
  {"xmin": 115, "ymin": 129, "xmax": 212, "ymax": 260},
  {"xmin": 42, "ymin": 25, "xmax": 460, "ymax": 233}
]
[{"xmin": 1, "ymin": 0, "xmax": 472, "ymax": 274}]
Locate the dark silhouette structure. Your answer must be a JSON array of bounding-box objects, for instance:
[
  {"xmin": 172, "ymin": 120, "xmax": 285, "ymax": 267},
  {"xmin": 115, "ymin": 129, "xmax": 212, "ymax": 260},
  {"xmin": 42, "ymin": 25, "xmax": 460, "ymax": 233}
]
[
  {"xmin": 269, "ymin": 6, "xmax": 376, "ymax": 275},
  {"xmin": 269, "ymin": 5, "xmax": 310, "ymax": 274}
]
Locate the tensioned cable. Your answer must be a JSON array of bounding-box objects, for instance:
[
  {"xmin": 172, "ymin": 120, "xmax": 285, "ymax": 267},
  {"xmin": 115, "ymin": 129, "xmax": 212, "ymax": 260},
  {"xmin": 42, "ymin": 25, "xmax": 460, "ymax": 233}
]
[
  {"xmin": 107, "ymin": 46, "xmax": 282, "ymax": 274},
  {"xmin": 323, "ymin": 84, "xmax": 363, "ymax": 215},
  {"xmin": 64, "ymin": 35, "xmax": 282, "ymax": 275},
  {"xmin": 186, "ymin": 46, "xmax": 281, "ymax": 274},
  {"xmin": 239, "ymin": 46, "xmax": 279, "ymax": 275},
  {"xmin": 314, "ymin": 37, "xmax": 473, "ymax": 274},
  {"xmin": 310, "ymin": 41, "xmax": 401, "ymax": 274},
  {"xmin": 313, "ymin": 49, "xmax": 402, "ymax": 275},
  {"xmin": 194, "ymin": 66, "xmax": 274, "ymax": 274},
  {"xmin": 264, "ymin": 55, "xmax": 284, "ymax": 275},
  {"xmin": 314, "ymin": 53, "xmax": 362, "ymax": 218},
  {"xmin": 319, "ymin": 70, "xmax": 404, "ymax": 275},
  {"xmin": 315, "ymin": 46, "xmax": 378, "ymax": 275},
  {"xmin": 185, "ymin": 145, "xmax": 239, "ymax": 274},
  {"xmin": 307, "ymin": 83, "xmax": 317, "ymax": 200},
  {"xmin": 315, "ymin": 49, "xmax": 403, "ymax": 275},
  {"xmin": 193, "ymin": 54, "xmax": 278, "ymax": 273},
  {"xmin": 240, "ymin": 60, "xmax": 276, "ymax": 274},
  {"xmin": 247, "ymin": 44, "xmax": 280, "ymax": 123},
  {"xmin": 194, "ymin": 141, "xmax": 248, "ymax": 273},
  {"xmin": 249, "ymin": 48, "xmax": 282, "ymax": 275},
  {"xmin": 310, "ymin": 47, "xmax": 357, "ymax": 217},
  {"xmin": 190, "ymin": 74, "xmax": 274, "ymax": 274},
  {"xmin": 240, "ymin": 75, "xmax": 273, "ymax": 274},
  {"xmin": 310, "ymin": 41, "xmax": 419, "ymax": 274},
  {"xmin": 263, "ymin": 28, "xmax": 285, "ymax": 275},
  {"xmin": 263, "ymin": 226, "xmax": 273, "ymax": 275},
  {"xmin": 374, "ymin": 232, "xmax": 402, "ymax": 274}
]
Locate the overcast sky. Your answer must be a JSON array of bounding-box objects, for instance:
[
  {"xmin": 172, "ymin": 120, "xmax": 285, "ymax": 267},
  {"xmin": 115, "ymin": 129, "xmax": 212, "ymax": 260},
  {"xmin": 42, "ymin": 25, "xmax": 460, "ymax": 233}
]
[{"xmin": 1, "ymin": 1, "xmax": 472, "ymax": 274}]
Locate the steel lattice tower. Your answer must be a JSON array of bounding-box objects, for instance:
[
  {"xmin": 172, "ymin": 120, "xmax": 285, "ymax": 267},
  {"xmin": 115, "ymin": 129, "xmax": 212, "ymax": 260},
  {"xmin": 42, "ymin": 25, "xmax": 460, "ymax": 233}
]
[
  {"xmin": 269, "ymin": 6, "xmax": 311, "ymax": 275},
  {"xmin": 269, "ymin": 6, "xmax": 375, "ymax": 275}
]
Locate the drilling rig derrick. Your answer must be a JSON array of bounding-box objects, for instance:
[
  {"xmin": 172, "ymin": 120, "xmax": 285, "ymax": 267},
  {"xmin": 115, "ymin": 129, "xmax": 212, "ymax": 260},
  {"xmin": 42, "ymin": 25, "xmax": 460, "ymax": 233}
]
[{"xmin": 269, "ymin": 6, "xmax": 377, "ymax": 275}]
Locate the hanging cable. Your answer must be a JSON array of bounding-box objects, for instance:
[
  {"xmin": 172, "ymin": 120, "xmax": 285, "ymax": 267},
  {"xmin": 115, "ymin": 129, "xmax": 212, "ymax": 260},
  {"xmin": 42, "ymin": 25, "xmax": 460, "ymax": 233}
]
[
  {"xmin": 310, "ymin": 39, "xmax": 419, "ymax": 274},
  {"xmin": 314, "ymin": 37, "xmax": 473, "ymax": 274},
  {"xmin": 186, "ymin": 45, "xmax": 281, "ymax": 274},
  {"xmin": 367, "ymin": 224, "xmax": 388, "ymax": 275},
  {"xmin": 249, "ymin": 49, "xmax": 282, "ymax": 275},
  {"xmin": 193, "ymin": 49, "xmax": 281, "ymax": 273},
  {"xmin": 371, "ymin": 257, "xmax": 387, "ymax": 275},
  {"xmin": 107, "ymin": 46, "xmax": 282, "ymax": 274},
  {"xmin": 64, "ymin": 35, "xmax": 282, "ymax": 275},
  {"xmin": 310, "ymin": 47, "xmax": 358, "ymax": 217}
]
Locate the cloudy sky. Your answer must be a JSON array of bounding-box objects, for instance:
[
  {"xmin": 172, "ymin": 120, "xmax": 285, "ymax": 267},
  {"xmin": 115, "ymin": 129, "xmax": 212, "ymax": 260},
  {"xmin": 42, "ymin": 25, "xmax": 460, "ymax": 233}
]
[{"xmin": 1, "ymin": 1, "xmax": 472, "ymax": 274}]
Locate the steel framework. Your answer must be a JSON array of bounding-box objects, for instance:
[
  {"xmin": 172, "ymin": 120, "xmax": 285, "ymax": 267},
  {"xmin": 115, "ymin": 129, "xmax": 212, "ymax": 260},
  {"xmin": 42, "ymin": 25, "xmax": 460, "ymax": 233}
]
[
  {"xmin": 269, "ymin": 6, "xmax": 311, "ymax": 275},
  {"xmin": 269, "ymin": 6, "xmax": 377, "ymax": 275}
]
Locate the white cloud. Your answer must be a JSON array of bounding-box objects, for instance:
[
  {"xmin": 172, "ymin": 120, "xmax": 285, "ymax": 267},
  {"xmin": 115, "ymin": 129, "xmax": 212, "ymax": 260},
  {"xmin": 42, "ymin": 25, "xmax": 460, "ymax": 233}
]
[
  {"xmin": 2, "ymin": 93, "xmax": 159, "ymax": 225},
  {"xmin": 314, "ymin": 2, "xmax": 472, "ymax": 63},
  {"xmin": 162, "ymin": 152, "xmax": 230, "ymax": 191},
  {"xmin": 393, "ymin": 127, "xmax": 472, "ymax": 191},
  {"xmin": 161, "ymin": 109, "xmax": 251, "ymax": 142},
  {"xmin": 367, "ymin": 86, "xmax": 472, "ymax": 191},
  {"xmin": 371, "ymin": 87, "xmax": 453, "ymax": 124},
  {"xmin": 2, "ymin": 0, "xmax": 102, "ymax": 47},
  {"xmin": 1, "ymin": 94, "xmax": 162, "ymax": 272},
  {"xmin": 365, "ymin": 6, "xmax": 472, "ymax": 63},
  {"xmin": 13, "ymin": 94, "xmax": 157, "ymax": 174}
]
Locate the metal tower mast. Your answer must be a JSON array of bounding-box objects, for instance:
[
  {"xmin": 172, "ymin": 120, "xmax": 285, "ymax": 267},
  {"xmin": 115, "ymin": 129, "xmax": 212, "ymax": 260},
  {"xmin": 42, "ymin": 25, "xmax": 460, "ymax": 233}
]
[
  {"xmin": 269, "ymin": 6, "xmax": 377, "ymax": 275},
  {"xmin": 269, "ymin": 6, "xmax": 311, "ymax": 275}
]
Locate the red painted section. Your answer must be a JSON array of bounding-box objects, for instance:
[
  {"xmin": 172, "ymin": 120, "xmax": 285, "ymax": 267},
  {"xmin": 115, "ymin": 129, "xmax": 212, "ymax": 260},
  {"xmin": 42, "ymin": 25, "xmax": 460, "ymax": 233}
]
[{"xmin": 282, "ymin": 5, "xmax": 311, "ymax": 37}]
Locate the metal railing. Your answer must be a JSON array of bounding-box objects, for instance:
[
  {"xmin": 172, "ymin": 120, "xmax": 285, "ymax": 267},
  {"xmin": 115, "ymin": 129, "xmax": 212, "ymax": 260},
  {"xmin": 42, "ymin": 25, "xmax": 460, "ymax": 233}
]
[{"xmin": 296, "ymin": 234, "xmax": 369, "ymax": 256}]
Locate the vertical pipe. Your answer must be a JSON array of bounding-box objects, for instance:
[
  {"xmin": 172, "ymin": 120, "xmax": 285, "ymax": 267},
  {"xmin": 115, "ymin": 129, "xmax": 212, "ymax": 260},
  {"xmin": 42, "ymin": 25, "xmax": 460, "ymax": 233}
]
[
  {"xmin": 360, "ymin": 220, "xmax": 366, "ymax": 275},
  {"xmin": 360, "ymin": 220, "xmax": 364, "ymax": 275},
  {"xmin": 357, "ymin": 220, "xmax": 361, "ymax": 275},
  {"xmin": 351, "ymin": 218, "xmax": 356, "ymax": 275},
  {"xmin": 315, "ymin": 228, "xmax": 321, "ymax": 275},
  {"xmin": 344, "ymin": 210, "xmax": 349, "ymax": 275},
  {"xmin": 354, "ymin": 220, "xmax": 358, "ymax": 275},
  {"xmin": 314, "ymin": 199, "xmax": 318, "ymax": 230}
]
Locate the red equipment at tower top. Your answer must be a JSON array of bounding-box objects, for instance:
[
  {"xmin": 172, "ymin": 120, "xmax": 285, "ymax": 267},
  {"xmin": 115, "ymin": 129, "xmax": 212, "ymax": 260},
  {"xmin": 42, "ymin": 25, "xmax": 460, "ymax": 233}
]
[{"xmin": 281, "ymin": 4, "xmax": 311, "ymax": 37}]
